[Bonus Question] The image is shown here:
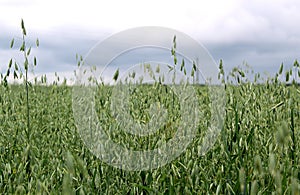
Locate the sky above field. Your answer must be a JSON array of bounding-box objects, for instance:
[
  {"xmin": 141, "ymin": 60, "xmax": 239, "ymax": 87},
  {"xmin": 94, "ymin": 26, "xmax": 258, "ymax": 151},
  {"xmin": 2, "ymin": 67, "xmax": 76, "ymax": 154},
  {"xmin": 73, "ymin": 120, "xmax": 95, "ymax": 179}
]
[{"xmin": 0, "ymin": 0, "xmax": 300, "ymax": 84}]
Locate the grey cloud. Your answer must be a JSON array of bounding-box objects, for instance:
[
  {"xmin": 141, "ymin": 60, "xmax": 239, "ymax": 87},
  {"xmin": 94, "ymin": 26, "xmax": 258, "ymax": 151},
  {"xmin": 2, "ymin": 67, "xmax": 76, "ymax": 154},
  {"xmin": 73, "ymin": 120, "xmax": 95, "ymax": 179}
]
[
  {"xmin": 199, "ymin": 1, "xmax": 300, "ymax": 75},
  {"xmin": 205, "ymin": 40, "xmax": 300, "ymax": 76},
  {"xmin": 1, "ymin": 1, "xmax": 300, "ymax": 81}
]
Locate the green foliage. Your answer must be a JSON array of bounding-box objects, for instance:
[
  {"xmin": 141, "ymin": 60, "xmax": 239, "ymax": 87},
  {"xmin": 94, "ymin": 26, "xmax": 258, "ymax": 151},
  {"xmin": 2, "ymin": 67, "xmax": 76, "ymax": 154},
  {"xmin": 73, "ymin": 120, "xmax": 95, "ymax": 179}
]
[
  {"xmin": 0, "ymin": 23, "xmax": 300, "ymax": 194},
  {"xmin": 113, "ymin": 68, "xmax": 119, "ymax": 81},
  {"xmin": 1, "ymin": 69, "xmax": 299, "ymax": 194}
]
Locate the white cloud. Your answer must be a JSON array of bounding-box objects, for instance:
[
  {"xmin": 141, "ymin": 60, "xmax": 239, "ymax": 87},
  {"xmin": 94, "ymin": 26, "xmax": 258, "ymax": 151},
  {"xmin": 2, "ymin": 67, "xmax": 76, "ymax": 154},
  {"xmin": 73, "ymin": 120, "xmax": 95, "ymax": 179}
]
[
  {"xmin": 0, "ymin": 0, "xmax": 242, "ymax": 36},
  {"xmin": 1, "ymin": 0, "xmax": 299, "ymax": 44}
]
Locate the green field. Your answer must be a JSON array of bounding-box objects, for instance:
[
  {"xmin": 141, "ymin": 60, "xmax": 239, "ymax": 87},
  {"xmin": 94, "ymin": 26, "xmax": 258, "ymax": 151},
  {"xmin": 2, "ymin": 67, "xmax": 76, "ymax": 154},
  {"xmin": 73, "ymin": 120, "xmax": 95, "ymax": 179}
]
[
  {"xmin": 0, "ymin": 79, "xmax": 299, "ymax": 194},
  {"xmin": 1, "ymin": 21, "xmax": 300, "ymax": 194}
]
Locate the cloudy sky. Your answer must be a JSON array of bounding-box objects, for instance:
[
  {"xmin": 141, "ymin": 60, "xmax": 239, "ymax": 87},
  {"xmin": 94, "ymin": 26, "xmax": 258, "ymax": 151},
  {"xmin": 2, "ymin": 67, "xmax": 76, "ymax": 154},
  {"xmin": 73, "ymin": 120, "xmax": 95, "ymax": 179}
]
[{"xmin": 0, "ymin": 0, "xmax": 299, "ymax": 83}]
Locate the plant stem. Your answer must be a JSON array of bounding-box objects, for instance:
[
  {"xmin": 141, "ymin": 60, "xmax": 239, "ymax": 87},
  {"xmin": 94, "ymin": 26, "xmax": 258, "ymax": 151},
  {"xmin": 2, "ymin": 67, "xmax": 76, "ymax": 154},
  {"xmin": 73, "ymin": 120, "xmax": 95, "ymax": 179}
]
[{"xmin": 23, "ymin": 33, "xmax": 31, "ymax": 178}]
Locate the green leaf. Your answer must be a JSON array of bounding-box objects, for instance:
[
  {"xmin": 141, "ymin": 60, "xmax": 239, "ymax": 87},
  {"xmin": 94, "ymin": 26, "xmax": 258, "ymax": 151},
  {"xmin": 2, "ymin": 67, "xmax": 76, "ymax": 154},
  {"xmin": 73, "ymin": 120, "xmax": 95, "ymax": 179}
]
[
  {"xmin": 113, "ymin": 68, "xmax": 119, "ymax": 81},
  {"xmin": 219, "ymin": 59, "xmax": 223, "ymax": 70},
  {"xmin": 173, "ymin": 35, "xmax": 176, "ymax": 49},
  {"xmin": 20, "ymin": 42, "xmax": 25, "ymax": 51},
  {"xmin": 21, "ymin": 19, "xmax": 25, "ymax": 29},
  {"xmin": 238, "ymin": 70, "xmax": 245, "ymax": 77},
  {"xmin": 14, "ymin": 62, "xmax": 18, "ymax": 71},
  {"xmin": 24, "ymin": 58, "xmax": 28, "ymax": 71},
  {"xmin": 8, "ymin": 59, "xmax": 12, "ymax": 68},
  {"xmin": 293, "ymin": 60, "xmax": 299, "ymax": 67},
  {"xmin": 34, "ymin": 57, "xmax": 37, "ymax": 66},
  {"xmin": 21, "ymin": 19, "xmax": 26, "ymax": 36},
  {"xmin": 27, "ymin": 47, "xmax": 31, "ymax": 56},
  {"xmin": 174, "ymin": 56, "xmax": 177, "ymax": 65},
  {"xmin": 193, "ymin": 61, "xmax": 197, "ymax": 71},
  {"xmin": 270, "ymin": 101, "xmax": 284, "ymax": 111},
  {"xmin": 6, "ymin": 69, "xmax": 10, "ymax": 77},
  {"xmin": 131, "ymin": 71, "xmax": 136, "ymax": 78},
  {"xmin": 279, "ymin": 63, "xmax": 283, "ymax": 75},
  {"xmin": 180, "ymin": 60, "xmax": 184, "ymax": 71},
  {"xmin": 10, "ymin": 38, "xmax": 14, "ymax": 48},
  {"xmin": 286, "ymin": 71, "xmax": 290, "ymax": 82},
  {"xmin": 171, "ymin": 48, "xmax": 175, "ymax": 56},
  {"xmin": 167, "ymin": 65, "xmax": 174, "ymax": 72},
  {"xmin": 13, "ymin": 71, "xmax": 18, "ymax": 79},
  {"xmin": 155, "ymin": 65, "xmax": 160, "ymax": 73}
]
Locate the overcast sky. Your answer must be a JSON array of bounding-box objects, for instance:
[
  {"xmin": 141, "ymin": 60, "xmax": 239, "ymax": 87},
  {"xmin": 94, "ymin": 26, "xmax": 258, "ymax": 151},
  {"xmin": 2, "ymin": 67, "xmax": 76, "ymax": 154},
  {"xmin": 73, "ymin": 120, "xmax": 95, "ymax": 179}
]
[{"xmin": 0, "ymin": 0, "xmax": 300, "ymax": 83}]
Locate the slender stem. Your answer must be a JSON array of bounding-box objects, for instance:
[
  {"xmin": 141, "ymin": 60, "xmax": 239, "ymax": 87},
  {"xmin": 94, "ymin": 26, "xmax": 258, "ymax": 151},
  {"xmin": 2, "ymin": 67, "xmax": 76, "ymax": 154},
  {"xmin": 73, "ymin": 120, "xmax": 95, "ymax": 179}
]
[
  {"xmin": 290, "ymin": 99, "xmax": 295, "ymax": 165},
  {"xmin": 23, "ymin": 33, "xmax": 31, "ymax": 178},
  {"xmin": 23, "ymin": 34, "xmax": 30, "ymax": 142},
  {"xmin": 26, "ymin": 66, "xmax": 30, "ymax": 140}
]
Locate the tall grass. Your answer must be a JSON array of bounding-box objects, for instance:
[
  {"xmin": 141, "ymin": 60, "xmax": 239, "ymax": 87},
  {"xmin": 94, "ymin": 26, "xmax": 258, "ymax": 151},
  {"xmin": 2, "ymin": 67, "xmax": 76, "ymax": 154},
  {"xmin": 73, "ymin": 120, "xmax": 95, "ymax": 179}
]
[{"xmin": 0, "ymin": 21, "xmax": 299, "ymax": 194}]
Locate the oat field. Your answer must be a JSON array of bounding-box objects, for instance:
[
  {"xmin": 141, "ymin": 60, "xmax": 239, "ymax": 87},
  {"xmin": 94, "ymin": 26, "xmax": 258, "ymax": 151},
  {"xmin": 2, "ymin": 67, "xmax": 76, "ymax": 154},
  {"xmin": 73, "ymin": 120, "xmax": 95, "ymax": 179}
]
[{"xmin": 0, "ymin": 21, "xmax": 300, "ymax": 194}]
